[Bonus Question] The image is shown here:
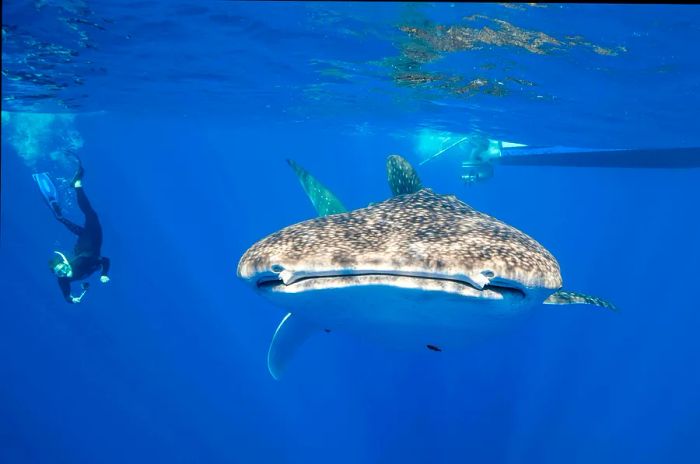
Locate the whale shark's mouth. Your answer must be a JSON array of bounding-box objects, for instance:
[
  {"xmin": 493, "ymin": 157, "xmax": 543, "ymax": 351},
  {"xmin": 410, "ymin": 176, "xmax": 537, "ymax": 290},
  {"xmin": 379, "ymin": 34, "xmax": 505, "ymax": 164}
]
[{"xmin": 256, "ymin": 273, "xmax": 527, "ymax": 300}]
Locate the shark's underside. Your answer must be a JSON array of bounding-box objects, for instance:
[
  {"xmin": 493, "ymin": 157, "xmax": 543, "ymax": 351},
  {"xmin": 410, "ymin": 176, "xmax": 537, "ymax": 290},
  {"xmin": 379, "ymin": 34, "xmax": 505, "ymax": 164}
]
[{"xmin": 237, "ymin": 156, "xmax": 615, "ymax": 379}]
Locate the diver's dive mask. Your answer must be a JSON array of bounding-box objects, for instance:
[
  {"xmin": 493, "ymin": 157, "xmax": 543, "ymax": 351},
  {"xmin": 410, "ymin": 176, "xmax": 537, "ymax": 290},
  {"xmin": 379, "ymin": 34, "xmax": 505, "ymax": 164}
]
[{"xmin": 52, "ymin": 251, "xmax": 73, "ymax": 278}]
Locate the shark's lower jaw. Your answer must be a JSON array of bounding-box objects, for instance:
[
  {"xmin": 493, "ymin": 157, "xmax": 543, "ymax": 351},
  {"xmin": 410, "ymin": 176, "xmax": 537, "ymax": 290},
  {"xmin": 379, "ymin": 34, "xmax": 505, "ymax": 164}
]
[
  {"xmin": 254, "ymin": 272, "xmax": 538, "ymax": 352},
  {"xmin": 256, "ymin": 273, "xmax": 527, "ymax": 301}
]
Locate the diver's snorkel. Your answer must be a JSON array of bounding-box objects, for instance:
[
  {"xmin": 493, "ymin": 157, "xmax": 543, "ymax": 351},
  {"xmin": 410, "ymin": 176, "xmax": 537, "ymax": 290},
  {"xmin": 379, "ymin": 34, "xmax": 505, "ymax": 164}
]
[{"xmin": 52, "ymin": 251, "xmax": 74, "ymax": 279}]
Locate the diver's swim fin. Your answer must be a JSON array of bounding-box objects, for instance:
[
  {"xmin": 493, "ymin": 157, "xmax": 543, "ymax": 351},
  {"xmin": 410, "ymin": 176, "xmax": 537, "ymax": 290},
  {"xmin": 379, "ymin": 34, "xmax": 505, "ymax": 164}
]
[
  {"xmin": 33, "ymin": 172, "xmax": 57, "ymax": 203},
  {"xmin": 32, "ymin": 172, "xmax": 62, "ymax": 216}
]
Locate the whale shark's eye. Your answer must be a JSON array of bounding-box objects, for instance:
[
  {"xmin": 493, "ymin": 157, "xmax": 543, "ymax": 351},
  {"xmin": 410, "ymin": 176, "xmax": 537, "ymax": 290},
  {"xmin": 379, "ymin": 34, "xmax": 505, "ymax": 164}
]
[
  {"xmin": 271, "ymin": 264, "xmax": 284, "ymax": 273},
  {"xmin": 481, "ymin": 270, "xmax": 495, "ymax": 278}
]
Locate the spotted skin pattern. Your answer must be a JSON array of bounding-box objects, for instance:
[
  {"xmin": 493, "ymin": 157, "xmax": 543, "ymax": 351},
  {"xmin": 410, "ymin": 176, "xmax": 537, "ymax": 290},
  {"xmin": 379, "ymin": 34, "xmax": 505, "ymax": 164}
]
[
  {"xmin": 287, "ymin": 158, "xmax": 346, "ymax": 217},
  {"xmin": 238, "ymin": 188, "xmax": 563, "ymax": 291},
  {"xmin": 387, "ymin": 154, "xmax": 423, "ymax": 196},
  {"xmin": 544, "ymin": 290, "xmax": 618, "ymax": 311}
]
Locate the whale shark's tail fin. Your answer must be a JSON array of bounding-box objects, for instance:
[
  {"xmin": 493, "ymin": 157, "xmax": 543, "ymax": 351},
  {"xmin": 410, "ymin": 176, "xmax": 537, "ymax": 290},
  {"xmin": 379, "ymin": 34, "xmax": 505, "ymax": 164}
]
[
  {"xmin": 287, "ymin": 159, "xmax": 347, "ymax": 217},
  {"xmin": 544, "ymin": 290, "xmax": 617, "ymax": 311},
  {"xmin": 387, "ymin": 154, "xmax": 423, "ymax": 196}
]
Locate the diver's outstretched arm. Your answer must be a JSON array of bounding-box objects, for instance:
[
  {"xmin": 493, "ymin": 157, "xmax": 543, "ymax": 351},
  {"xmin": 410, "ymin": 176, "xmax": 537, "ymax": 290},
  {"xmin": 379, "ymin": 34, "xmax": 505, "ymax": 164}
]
[{"xmin": 58, "ymin": 279, "xmax": 88, "ymax": 304}]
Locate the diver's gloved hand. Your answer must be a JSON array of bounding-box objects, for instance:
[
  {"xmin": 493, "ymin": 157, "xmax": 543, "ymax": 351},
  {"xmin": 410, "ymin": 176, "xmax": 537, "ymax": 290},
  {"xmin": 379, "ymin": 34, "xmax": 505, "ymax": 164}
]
[
  {"xmin": 100, "ymin": 275, "xmax": 110, "ymax": 284},
  {"xmin": 71, "ymin": 296, "xmax": 82, "ymax": 304}
]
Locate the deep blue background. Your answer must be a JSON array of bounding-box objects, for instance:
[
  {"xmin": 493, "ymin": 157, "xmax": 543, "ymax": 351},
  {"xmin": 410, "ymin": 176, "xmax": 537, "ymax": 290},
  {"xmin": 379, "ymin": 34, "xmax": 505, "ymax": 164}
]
[
  {"xmin": 2, "ymin": 114, "xmax": 699, "ymax": 464},
  {"xmin": 2, "ymin": 2, "xmax": 700, "ymax": 464}
]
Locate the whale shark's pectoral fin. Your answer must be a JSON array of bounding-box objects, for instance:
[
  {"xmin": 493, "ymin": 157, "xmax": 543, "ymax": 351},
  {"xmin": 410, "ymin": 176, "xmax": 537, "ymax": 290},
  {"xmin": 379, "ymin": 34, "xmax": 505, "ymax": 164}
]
[
  {"xmin": 287, "ymin": 159, "xmax": 347, "ymax": 217},
  {"xmin": 267, "ymin": 312, "xmax": 319, "ymax": 380},
  {"xmin": 544, "ymin": 290, "xmax": 617, "ymax": 311},
  {"xmin": 387, "ymin": 154, "xmax": 423, "ymax": 196}
]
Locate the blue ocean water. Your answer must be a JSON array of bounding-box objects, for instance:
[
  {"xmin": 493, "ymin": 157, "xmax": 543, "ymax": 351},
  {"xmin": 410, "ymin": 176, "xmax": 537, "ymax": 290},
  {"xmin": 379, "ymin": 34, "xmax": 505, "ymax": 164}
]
[{"xmin": 2, "ymin": 2, "xmax": 700, "ymax": 463}]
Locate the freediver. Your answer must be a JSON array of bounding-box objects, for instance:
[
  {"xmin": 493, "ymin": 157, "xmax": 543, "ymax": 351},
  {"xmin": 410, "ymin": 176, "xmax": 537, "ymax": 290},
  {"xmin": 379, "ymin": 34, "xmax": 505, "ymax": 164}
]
[{"xmin": 35, "ymin": 155, "xmax": 111, "ymax": 304}]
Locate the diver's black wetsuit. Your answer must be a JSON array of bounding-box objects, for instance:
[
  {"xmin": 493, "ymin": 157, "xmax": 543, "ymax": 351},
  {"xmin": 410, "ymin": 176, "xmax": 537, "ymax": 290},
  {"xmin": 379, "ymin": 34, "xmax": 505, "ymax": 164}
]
[{"xmin": 54, "ymin": 183, "xmax": 110, "ymax": 303}]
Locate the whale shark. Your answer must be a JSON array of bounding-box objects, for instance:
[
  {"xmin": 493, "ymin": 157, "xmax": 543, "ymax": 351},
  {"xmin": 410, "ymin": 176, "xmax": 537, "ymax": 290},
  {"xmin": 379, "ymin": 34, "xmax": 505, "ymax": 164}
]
[{"xmin": 237, "ymin": 156, "xmax": 615, "ymax": 379}]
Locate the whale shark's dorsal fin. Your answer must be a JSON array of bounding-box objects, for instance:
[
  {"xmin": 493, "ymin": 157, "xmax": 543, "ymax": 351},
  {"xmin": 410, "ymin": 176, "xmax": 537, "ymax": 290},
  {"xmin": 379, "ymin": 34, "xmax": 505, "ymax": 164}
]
[
  {"xmin": 288, "ymin": 155, "xmax": 424, "ymax": 217},
  {"xmin": 544, "ymin": 290, "xmax": 617, "ymax": 311},
  {"xmin": 267, "ymin": 313, "xmax": 319, "ymax": 380},
  {"xmin": 287, "ymin": 159, "xmax": 347, "ymax": 216},
  {"xmin": 387, "ymin": 154, "xmax": 423, "ymax": 196}
]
